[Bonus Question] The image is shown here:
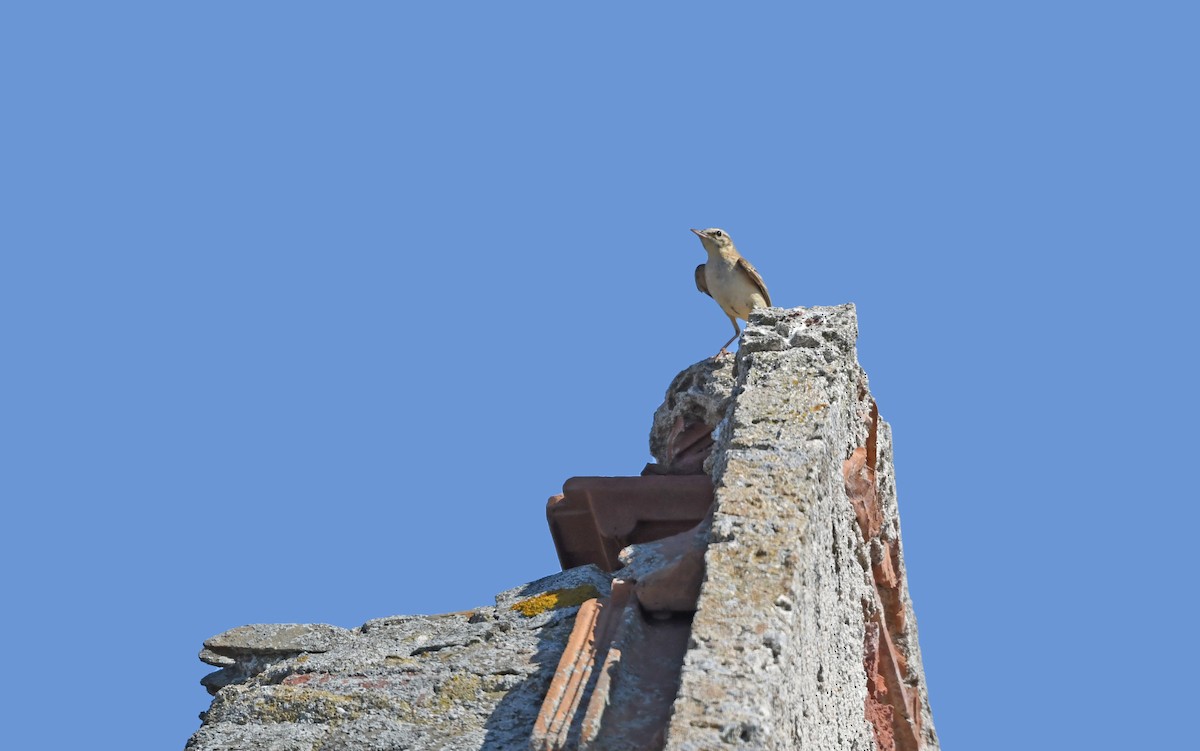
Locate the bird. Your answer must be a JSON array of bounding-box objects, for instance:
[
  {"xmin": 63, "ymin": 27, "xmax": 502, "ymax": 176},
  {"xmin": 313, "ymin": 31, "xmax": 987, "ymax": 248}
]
[{"xmin": 691, "ymin": 227, "xmax": 772, "ymax": 358}]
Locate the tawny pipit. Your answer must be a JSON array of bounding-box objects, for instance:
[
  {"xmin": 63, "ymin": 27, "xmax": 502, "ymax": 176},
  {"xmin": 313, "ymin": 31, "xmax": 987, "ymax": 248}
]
[{"xmin": 691, "ymin": 228, "xmax": 772, "ymax": 357}]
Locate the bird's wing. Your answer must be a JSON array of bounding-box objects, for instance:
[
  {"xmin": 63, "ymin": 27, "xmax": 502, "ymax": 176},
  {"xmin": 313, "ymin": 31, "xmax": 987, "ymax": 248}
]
[
  {"xmin": 694, "ymin": 264, "xmax": 712, "ymax": 297},
  {"xmin": 737, "ymin": 257, "xmax": 772, "ymax": 306}
]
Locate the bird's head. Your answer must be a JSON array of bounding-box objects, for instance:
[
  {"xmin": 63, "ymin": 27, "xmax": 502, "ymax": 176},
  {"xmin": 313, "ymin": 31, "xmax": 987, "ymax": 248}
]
[{"xmin": 690, "ymin": 227, "xmax": 734, "ymax": 253}]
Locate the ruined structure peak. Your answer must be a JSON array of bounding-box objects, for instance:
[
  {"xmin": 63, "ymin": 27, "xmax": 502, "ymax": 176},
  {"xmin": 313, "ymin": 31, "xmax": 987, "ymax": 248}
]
[{"xmin": 187, "ymin": 304, "xmax": 938, "ymax": 751}]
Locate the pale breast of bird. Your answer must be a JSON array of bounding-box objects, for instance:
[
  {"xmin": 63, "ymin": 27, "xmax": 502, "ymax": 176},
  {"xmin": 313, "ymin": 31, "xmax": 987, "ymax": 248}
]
[{"xmin": 705, "ymin": 256, "xmax": 768, "ymax": 321}]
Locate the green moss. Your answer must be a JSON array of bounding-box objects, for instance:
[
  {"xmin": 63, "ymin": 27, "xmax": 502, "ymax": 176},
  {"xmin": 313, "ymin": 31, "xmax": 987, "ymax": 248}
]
[{"xmin": 509, "ymin": 584, "xmax": 600, "ymax": 617}]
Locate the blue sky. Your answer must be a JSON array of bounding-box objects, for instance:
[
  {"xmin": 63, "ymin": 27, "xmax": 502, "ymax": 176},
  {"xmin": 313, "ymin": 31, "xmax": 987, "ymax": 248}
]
[{"xmin": 2, "ymin": 3, "xmax": 1196, "ymax": 748}]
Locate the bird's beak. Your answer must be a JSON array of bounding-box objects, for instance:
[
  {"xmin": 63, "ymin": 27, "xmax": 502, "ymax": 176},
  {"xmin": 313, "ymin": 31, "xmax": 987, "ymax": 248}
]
[{"xmin": 690, "ymin": 228, "xmax": 704, "ymax": 237}]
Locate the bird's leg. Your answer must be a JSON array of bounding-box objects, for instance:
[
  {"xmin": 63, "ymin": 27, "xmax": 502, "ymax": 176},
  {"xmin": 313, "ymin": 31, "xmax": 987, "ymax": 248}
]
[{"xmin": 715, "ymin": 317, "xmax": 741, "ymax": 358}]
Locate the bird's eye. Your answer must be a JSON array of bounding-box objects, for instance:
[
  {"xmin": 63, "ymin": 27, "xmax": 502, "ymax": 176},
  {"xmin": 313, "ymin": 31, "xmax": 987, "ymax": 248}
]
[{"xmin": 713, "ymin": 230, "xmax": 723, "ymax": 237}]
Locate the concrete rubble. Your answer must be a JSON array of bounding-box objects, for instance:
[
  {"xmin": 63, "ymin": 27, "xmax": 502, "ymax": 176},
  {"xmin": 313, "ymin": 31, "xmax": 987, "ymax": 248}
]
[{"xmin": 186, "ymin": 304, "xmax": 938, "ymax": 751}]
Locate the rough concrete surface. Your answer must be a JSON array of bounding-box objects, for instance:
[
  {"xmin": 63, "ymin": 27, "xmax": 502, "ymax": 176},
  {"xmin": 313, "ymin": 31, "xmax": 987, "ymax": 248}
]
[
  {"xmin": 186, "ymin": 566, "xmax": 611, "ymax": 751},
  {"xmin": 646, "ymin": 356, "xmax": 735, "ymax": 475},
  {"xmin": 663, "ymin": 304, "xmax": 939, "ymax": 751}
]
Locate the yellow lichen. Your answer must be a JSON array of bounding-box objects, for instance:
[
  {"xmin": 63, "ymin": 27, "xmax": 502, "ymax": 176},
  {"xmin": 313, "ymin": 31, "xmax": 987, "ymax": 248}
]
[
  {"xmin": 437, "ymin": 673, "xmax": 482, "ymax": 708},
  {"xmin": 252, "ymin": 686, "xmax": 361, "ymax": 724},
  {"xmin": 249, "ymin": 684, "xmax": 406, "ymax": 726},
  {"xmin": 509, "ymin": 584, "xmax": 600, "ymax": 617}
]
